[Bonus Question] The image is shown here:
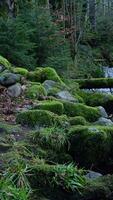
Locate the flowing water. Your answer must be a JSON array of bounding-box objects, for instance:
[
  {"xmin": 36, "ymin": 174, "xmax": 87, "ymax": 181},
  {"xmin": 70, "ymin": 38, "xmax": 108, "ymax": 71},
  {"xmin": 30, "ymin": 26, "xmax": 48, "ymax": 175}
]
[
  {"xmin": 85, "ymin": 67, "xmax": 113, "ymax": 94},
  {"xmin": 103, "ymin": 67, "xmax": 113, "ymax": 78}
]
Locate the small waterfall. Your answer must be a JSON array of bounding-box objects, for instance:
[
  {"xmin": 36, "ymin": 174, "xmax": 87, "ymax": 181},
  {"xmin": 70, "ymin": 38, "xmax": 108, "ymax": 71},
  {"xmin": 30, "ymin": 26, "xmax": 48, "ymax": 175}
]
[{"xmin": 103, "ymin": 67, "xmax": 113, "ymax": 78}]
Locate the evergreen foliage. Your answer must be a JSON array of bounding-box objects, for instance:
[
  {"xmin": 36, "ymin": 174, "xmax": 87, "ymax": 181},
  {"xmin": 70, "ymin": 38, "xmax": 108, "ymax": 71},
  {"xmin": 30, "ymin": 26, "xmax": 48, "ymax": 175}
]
[{"xmin": 0, "ymin": 2, "xmax": 72, "ymax": 72}]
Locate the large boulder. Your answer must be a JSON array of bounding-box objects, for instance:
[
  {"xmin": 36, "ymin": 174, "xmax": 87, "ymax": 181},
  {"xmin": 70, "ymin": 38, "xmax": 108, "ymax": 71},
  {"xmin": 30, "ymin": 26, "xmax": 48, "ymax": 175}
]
[
  {"xmin": 0, "ymin": 73, "xmax": 21, "ymax": 86},
  {"xmin": 68, "ymin": 125, "xmax": 111, "ymax": 168},
  {"xmin": 0, "ymin": 64, "xmax": 5, "ymax": 73},
  {"xmin": 81, "ymin": 175, "xmax": 113, "ymax": 200},
  {"xmin": 56, "ymin": 90, "xmax": 77, "ymax": 102},
  {"xmin": 42, "ymin": 80, "xmax": 56, "ymax": 92},
  {"xmin": 98, "ymin": 106, "xmax": 108, "ymax": 118},
  {"xmin": 7, "ymin": 83, "xmax": 22, "ymax": 97},
  {"xmin": 85, "ymin": 171, "xmax": 103, "ymax": 180},
  {"xmin": 94, "ymin": 117, "xmax": 113, "ymax": 126}
]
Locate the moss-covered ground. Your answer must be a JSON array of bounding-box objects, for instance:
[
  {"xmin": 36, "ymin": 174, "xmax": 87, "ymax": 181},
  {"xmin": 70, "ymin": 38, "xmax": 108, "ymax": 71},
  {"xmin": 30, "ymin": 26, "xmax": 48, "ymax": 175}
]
[{"xmin": 1, "ymin": 55, "xmax": 113, "ymax": 200}]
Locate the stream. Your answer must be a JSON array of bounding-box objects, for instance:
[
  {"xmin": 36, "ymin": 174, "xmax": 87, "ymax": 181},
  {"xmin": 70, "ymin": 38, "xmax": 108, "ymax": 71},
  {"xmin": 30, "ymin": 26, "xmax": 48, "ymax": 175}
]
[{"xmin": 85, "ymin": 66, "xmax": 113, "ymax": 94}]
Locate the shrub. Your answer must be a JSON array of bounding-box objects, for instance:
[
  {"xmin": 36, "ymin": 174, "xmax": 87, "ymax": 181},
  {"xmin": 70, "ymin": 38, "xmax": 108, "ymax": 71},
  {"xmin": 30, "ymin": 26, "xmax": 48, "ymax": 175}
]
[{"xmin": 0, "ymin": 17, "xmax": 36, "ymax": 69}]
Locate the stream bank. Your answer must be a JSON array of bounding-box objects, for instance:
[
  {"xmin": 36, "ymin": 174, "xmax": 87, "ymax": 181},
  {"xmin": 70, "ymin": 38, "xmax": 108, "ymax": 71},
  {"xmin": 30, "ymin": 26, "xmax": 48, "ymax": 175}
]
[{"xmin": 1, "ymin": 56, "xmax": 113, "ymax": 200}]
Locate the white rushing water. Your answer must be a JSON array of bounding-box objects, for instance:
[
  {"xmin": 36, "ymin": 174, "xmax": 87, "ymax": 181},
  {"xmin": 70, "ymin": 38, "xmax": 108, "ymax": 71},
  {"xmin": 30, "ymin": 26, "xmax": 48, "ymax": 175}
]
[{"xmin": 103, "ymin": 67, "xmax": 113, "ymax": 78}]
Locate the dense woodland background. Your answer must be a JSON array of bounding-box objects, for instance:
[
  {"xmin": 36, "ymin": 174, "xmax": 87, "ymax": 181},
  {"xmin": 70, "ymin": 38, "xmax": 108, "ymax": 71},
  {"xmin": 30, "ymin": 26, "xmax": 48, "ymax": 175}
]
[{"xmin": 0, "ymin": 0, "xmax": 113, "ymax": 78}]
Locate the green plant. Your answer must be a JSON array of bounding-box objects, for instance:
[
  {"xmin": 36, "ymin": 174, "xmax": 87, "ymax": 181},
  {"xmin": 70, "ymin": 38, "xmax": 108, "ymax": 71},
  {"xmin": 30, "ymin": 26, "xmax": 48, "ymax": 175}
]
[
  {"xmin": 52, "ymin": 163, "xmax": 86, "ymax": 192},
  {"xmin": 30, "ymin": 162, "xmax": 86, "ymax": 193},
  {"xmin": 34, "ymin": 126, "xmax": 68, "ymax": 151},
  {"xmin": 0, "ymin": 178, "xmax": 30, "ymax": 200},
  {"xmin": 3, "ymin": 152, "xmax": 31, "ymax": 189}
]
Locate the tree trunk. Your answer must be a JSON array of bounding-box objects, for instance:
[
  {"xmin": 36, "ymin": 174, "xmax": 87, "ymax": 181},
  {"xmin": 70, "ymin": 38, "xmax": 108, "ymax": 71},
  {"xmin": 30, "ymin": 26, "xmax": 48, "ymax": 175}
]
[{"xmin": 88, "ymin": 0, "xmax": 96, "ymax": 30}]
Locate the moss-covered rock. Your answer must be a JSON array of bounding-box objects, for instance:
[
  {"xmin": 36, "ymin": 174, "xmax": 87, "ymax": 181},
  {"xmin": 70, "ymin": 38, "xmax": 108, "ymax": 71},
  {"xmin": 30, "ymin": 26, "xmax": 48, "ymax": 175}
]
[
  {"xmin": 62, "ymin": 101, "xmax": 101, "ymax": 122},
  {"xmin": 43, "ymin": 67, "xmax": 62, "ymax": 83},
  {"xmin": 12, "ymin": 67, "xmax": 28, "ymax": 76},
  {"xmin": 81, "ymin": 175, "xmax": 113, "ymax": 200},
  {"xmin": 78, "ymin": 91, "xmax": 113, "ymax": 114},
  {"xmin": 47, "ymin": 87, "xmax": 61, "ymax": 96},
  {"xmin": 0, "ymin": 72, "xmax": 21, "ymax": 86},
  {"xmin": 69, "ymin": 116, "xmax": 87, "ymax": 125},
  {"xmin": 68, "ymin": 125, "xmax": 112, "ymax": 168},
  {"xmin": 0, "ymin": 55, "xmax": 11, "ymax": 71},
  {"xmin": 25, "ymin": 84, "xmax": 47, "ymax": 99},
  {"xmin": 16, "ymin": 109, "xmax": 68, "ymax": 127},
  {"xmin": 30, "ymin": 162, "xmax": 86, "ymax": 193},
  {"xmin": 27, "ymin": 67, "xmax": 63, "ymax": 84},
  {"xmin": 34, "ymin": 100, "xmax": 64, "ymax": 115}
]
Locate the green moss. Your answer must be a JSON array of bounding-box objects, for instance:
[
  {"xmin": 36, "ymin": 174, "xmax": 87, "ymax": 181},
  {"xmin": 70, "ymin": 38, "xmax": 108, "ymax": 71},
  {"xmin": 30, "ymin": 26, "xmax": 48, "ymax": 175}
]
[
  {"xmin": 26, "ymin": 84, "xmax": 47, "ymax": 99},
  {"xmin": 69, "ymin": 116, "xmax": 87, "ymax": 125},
  {"xmin": 31, "ymin": 162, "xmax": 86, "ymax": 192},
  {"xmin": 31, "ymin": 126, "xmax": 67, "ymax": 151},
  {"xmin": 35, "ymin": 100, "xmax": 64, "ymax": 115},
  {"xmin": 27, "ymin": 67, "xmax": 63, "ymax": 84},
  {"xmin": 12, "ymin": 67, "xmax": 28, "ymax": 76},
  {"xmin": 47, "ymin": 87, "xmax": 60, "ymax": 96},
  {"xmin": 82, "ymin": 175, "xmax": 113, "ymax": 200},
  {"xmin": 74, "ymin": 94, "xmax": 84, "ymax": 103},
  {"xmin": 0, "ymin": 55, "xmax": 11, "ymax": 70},
  {"xmin": 16, "ymin": 109, "xmax": 68, "ymax": 127},
  {"xmin": 78, "ymin": 91, "xmax": 113, "ymax": 112},
  {"xmin": 75, "ymin": 78, "xmax": 113, "ymax": 89},
  {"xmin": 43, "ymin": 67, "xmax": 62, "ymax": 83},
  {"xmin": 68, "ymin": 125, "xmax": 111, "ymax": 168},
  {"xmin": 0, "ymin": 122, "xmax": 21, "ymax": 135},
  {"xmin": 27, "ymin": 68, "xmax": 43, "ymax": 82},
  {"xmin": 62, "ymin": 101, "xmax": 101, "ymax": 122}
]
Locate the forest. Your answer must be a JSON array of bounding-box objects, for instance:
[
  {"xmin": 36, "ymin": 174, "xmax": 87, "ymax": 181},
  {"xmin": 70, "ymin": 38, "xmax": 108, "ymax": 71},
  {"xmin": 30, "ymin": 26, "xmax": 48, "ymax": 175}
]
[{"xmin": 1, "ymin": 0, "xmax": 113, "ymax": 200}]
